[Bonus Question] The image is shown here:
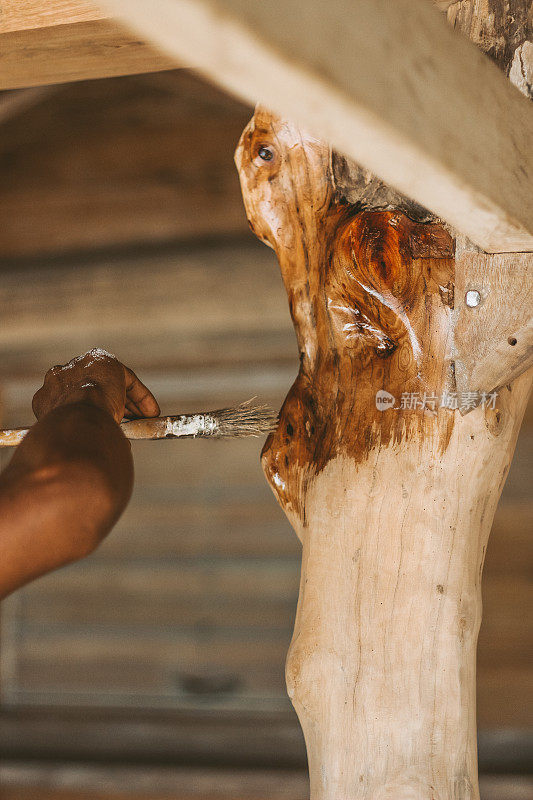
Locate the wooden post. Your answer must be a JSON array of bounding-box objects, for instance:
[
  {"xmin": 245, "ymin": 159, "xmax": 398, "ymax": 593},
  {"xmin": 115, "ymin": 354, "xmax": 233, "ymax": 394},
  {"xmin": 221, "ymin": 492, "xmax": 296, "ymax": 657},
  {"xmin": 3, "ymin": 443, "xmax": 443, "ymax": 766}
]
[{"xmin": 235, "ymin": 110, "xmax": 532, "ymax": 799}]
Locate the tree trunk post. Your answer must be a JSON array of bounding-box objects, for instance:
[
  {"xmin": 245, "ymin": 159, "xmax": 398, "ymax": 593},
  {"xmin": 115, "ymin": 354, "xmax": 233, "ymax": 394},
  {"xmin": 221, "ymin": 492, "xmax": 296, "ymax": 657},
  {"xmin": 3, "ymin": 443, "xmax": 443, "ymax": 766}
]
[{"xmin": 235, "ymin": 109, "xmax": 532, "ymax": 798}]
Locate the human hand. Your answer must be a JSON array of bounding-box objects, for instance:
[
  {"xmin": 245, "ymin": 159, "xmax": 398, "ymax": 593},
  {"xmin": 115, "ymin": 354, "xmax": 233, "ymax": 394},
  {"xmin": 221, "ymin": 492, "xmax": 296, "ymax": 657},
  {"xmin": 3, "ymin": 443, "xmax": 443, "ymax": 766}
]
[{"xmin": 32, "ymin": 349, "xmax": 160, "ymax": 424}]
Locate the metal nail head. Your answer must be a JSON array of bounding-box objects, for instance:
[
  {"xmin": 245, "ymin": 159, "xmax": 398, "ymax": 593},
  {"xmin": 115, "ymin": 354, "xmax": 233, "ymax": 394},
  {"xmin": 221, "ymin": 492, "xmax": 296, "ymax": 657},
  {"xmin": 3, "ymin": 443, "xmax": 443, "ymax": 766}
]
[{"xmin": 465, "ymin": 289, "xmax": 481, "ymax": 308}]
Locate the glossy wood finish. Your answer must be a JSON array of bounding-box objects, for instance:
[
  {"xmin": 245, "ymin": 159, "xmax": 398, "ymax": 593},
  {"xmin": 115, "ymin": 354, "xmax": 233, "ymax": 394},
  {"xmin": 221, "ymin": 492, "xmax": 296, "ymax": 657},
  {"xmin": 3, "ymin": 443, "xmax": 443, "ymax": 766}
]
[
  {"xmin": 235, "ymin": 110, "xmax": 457, "ymax": 527},
  {"xmin": 235, "ymin": 108, "xmax": 533, "ymax": 799}
]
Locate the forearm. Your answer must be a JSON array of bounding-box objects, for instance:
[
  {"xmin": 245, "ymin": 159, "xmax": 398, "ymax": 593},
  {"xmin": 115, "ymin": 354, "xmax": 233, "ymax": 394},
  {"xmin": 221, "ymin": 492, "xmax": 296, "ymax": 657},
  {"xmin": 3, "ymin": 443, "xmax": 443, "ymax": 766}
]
[{"xmin": 0, "ymin": 402, "xmax": 133, "ymax": 598}]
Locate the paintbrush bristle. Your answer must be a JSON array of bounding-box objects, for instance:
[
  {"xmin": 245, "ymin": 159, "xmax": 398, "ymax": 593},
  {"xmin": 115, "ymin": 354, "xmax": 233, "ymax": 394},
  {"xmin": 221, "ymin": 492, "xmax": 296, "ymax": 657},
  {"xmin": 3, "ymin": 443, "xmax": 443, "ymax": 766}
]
[{"xmin": 210, "ymin": 398, "xmax": 278, "ymax": 437}]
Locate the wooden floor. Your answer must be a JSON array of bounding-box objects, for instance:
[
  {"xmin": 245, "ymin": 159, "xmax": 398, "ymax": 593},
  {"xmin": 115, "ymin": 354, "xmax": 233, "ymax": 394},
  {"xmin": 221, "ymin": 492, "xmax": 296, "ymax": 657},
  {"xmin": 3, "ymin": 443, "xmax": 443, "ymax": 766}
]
[{"xmin": 1, "ymin": 765, "xmax": 532, "ymax": 800}]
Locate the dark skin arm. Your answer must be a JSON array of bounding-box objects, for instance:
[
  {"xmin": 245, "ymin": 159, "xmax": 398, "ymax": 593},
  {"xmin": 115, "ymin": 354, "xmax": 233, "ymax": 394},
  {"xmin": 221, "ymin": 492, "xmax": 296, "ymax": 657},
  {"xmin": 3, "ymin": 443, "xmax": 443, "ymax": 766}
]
[{"xmin": 0, "ymin": 350, "xmax": 159, "ymax": 599}]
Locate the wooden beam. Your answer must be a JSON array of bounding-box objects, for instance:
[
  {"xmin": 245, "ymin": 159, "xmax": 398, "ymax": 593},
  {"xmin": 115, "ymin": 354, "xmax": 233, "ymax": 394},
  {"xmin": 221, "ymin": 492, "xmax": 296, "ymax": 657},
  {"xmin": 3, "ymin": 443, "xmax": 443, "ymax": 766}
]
[
  {"xmin": 0, "ymin": 1, "xmax": 177, "ymax": 89},
  {"xmin": 433, "ymin": 0, "xmax": 460, "ymax": 8},
  {"xmin": 445, "ymin": 1, "xmax": 533, "ymax": 396},
  {"xmin": 1, "ymin": 709, "xmax": 531, "ymax": 772},
  {"xmin": 454, "ymin": 252, "xmax": 533, "ymax": 395},
  {"xmin": 0, "ymin": 1, "xmax": 106, "ymax": 33},
  {"xmin": 98, "ymin": 0, "xmax": 533, "ymax": 253}
]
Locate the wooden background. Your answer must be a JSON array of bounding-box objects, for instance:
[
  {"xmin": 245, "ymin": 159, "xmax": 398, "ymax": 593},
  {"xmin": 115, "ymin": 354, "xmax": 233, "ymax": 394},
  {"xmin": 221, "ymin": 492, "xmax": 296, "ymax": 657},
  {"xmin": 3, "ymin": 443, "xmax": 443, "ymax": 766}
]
[{"xmin": 0, "ymin": 70, "xmax": 531, "ymax": 795}]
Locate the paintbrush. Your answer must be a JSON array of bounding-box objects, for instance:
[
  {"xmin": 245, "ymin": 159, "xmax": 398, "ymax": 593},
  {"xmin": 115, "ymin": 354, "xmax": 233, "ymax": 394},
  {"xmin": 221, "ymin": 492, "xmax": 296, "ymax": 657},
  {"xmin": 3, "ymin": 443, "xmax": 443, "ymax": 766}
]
[{"xmin": 0, "ymin": 399, "xmax": 277, "ymax": 449}]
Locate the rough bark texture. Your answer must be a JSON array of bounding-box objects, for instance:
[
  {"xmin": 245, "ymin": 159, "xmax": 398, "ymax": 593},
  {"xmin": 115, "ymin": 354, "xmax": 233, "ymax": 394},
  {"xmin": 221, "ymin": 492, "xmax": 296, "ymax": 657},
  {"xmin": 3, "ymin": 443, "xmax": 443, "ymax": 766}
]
[
  {"xmin": 235, "ymin": 109, "xmax": 532, "ymax": 799},
  {"xmin": 330, "ymin": 153, "xmax": 438, "ymax": 224},
  {"xmin": 447, "ymin": 0, "xmax": 532, "ymax": 74}
]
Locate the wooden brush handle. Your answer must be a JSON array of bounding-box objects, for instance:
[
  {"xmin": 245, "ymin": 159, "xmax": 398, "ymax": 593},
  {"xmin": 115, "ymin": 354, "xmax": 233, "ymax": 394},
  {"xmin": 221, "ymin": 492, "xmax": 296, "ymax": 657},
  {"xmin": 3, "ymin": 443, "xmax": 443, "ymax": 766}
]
[
  {"xmin": 0, "ymin": 402, "xmax": 276, "ymax": 448},
  {"xmin": 0, "ymin": 416, "xmax": 199, "ymax": 448}
]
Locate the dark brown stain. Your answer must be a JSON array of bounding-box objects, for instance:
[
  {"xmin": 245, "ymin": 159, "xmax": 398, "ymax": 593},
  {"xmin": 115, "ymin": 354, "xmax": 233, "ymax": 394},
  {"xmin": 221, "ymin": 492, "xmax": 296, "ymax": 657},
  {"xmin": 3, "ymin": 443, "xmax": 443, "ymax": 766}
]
[
  {"xmin": 235, "ymin": 111, "xmax": 456, "ymax": 523},
  {"xmin": 408, "ymin": 225, "xmax": 454, "ymax": 258}
]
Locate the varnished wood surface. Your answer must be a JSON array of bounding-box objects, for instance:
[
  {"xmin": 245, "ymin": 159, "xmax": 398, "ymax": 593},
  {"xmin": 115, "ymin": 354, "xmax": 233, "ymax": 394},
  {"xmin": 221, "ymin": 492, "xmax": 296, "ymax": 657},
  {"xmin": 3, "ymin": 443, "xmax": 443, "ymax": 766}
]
[
  {"xmin": 235, "ymin": 110, "xmax": 457, "ymax": 522},
  {"xmin": 236, "ymin": 105, "xmax": 532, "ymax": 797}
]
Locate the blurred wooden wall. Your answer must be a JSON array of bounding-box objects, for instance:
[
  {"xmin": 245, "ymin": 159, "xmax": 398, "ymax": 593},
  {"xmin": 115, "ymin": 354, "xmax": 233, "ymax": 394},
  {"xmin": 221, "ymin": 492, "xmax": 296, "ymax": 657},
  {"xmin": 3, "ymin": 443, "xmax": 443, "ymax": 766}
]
[{"xmin": 0, "ymin": 71, "xmax": 530, "ymax": 771}]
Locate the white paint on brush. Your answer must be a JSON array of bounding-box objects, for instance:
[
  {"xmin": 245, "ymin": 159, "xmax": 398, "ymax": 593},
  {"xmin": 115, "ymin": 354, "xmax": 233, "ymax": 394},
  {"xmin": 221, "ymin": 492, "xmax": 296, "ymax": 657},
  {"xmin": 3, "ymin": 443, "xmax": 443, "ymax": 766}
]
[
  {"xmin": 164, "ymin": 413, "xmax": 218, "ymax": 438},
  {"xmin": 5, "ymin": 428, "xmax": 29, "ymax": 445}
]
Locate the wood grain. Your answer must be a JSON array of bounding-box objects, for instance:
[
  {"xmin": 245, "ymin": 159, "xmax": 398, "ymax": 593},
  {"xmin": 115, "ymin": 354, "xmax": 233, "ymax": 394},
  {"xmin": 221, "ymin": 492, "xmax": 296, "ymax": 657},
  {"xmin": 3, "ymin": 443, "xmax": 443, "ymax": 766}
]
[
  {"xmin": 0, "ymin": 1, "xmax": 106, "ymax": 33},
  {"xmin": 454, "ymin": 252, "xmax": 533, "ymax": 395},
  {"xmin": 0, "ymin": 73, "xmax": 251, "ymax": 257},
  {"xmin": 0, "ymin": 16, "xmax": 176, "ymax": 90},
  {"xmin": 447, "ymin": 1, "xmax": 533, "ymax": 397},
  {"xmin": 0, "ymin": 240, "xmax": 288, "ymax": 379},
  {"xmin": 236, "ymin": 106, "xmax": 533, "ymax": 799}
]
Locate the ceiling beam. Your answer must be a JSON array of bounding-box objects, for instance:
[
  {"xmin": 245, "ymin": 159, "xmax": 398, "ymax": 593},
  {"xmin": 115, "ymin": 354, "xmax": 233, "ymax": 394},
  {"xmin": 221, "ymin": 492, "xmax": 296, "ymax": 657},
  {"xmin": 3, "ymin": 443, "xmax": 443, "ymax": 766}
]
[
  {"xmin": 98, "ymin": 0, "xmax": 533, "ymax": 253},
  {"xmin": 0, "ymin": 1, "xmax": 178, "ymax": 89}
]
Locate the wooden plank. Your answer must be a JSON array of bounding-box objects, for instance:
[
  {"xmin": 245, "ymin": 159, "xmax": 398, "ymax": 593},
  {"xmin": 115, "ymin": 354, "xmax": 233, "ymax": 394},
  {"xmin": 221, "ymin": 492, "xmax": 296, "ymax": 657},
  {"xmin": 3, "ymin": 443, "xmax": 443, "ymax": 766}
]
[
  {"xmin": 96, "ymin": 503, "xmax": 298, "ymax": 559},
  {"xmin": 18, "ymin": 589, "xmax": 297, "ymax": 629},
  {"xmin": 11, "ymin": 560, "xmax": 299, "ymax": 605},
  {"xmin": 445, "ymin": 4, "xmax": 533, "ymax": 395},
  {"xmin": 0, "ymin": 707, "xmax": 307, "ymax": 766},
  {"xmin": 478, "ymin": 577, "xmax": 533, "ymax": 668},
  {"xmin": 0, "ymin": 9, "xmax": 177, "ymax": 90},
  {"xmin": 0, "ymin": 241, "xmax": 291, "ymax": 380},
  {"xmin": 0, "ymin": 73, "xmax": 251, "ymax": 258},
  {"xmin": 0, "ymin": 1, "xmax": 107, "ymax": 33},
  {"xmin": 485, "ymin": 504, "xmax": 533, "ymax": 577},
  {"xmin": 0, "ymin": 87, "xmax": 55, "ymax": 125},
  {"xmin": 433, "ymin": 0, "xmax": 459, "ymax": 9},
  {"xmin": 477, "ymin": 668, "xmax": 533, "ymax": 728},
  {"xmin": 0, "ymin": 0, "xmax": 456, "ymax": 33},
  {"xmin": 0, "ymin": 765, "xmax": 308, "ymax": 800},
  {"xmin": 1, "ymin": 711, "xmax": 531, "ymax": 772},
  {"xmin": 0, "ymin": 729, "xmax": 531, "ymax": 781},
  {"xmin": 454, "ymin": 252, "xmax": 533, "ymax": 395},
  {"xmin": 99, "ymin": 0, "xmax": 533, "ymax": 253},
  {"xmin": 2, "ymin": 774, "xmax": 531, "ymax": 800}
]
